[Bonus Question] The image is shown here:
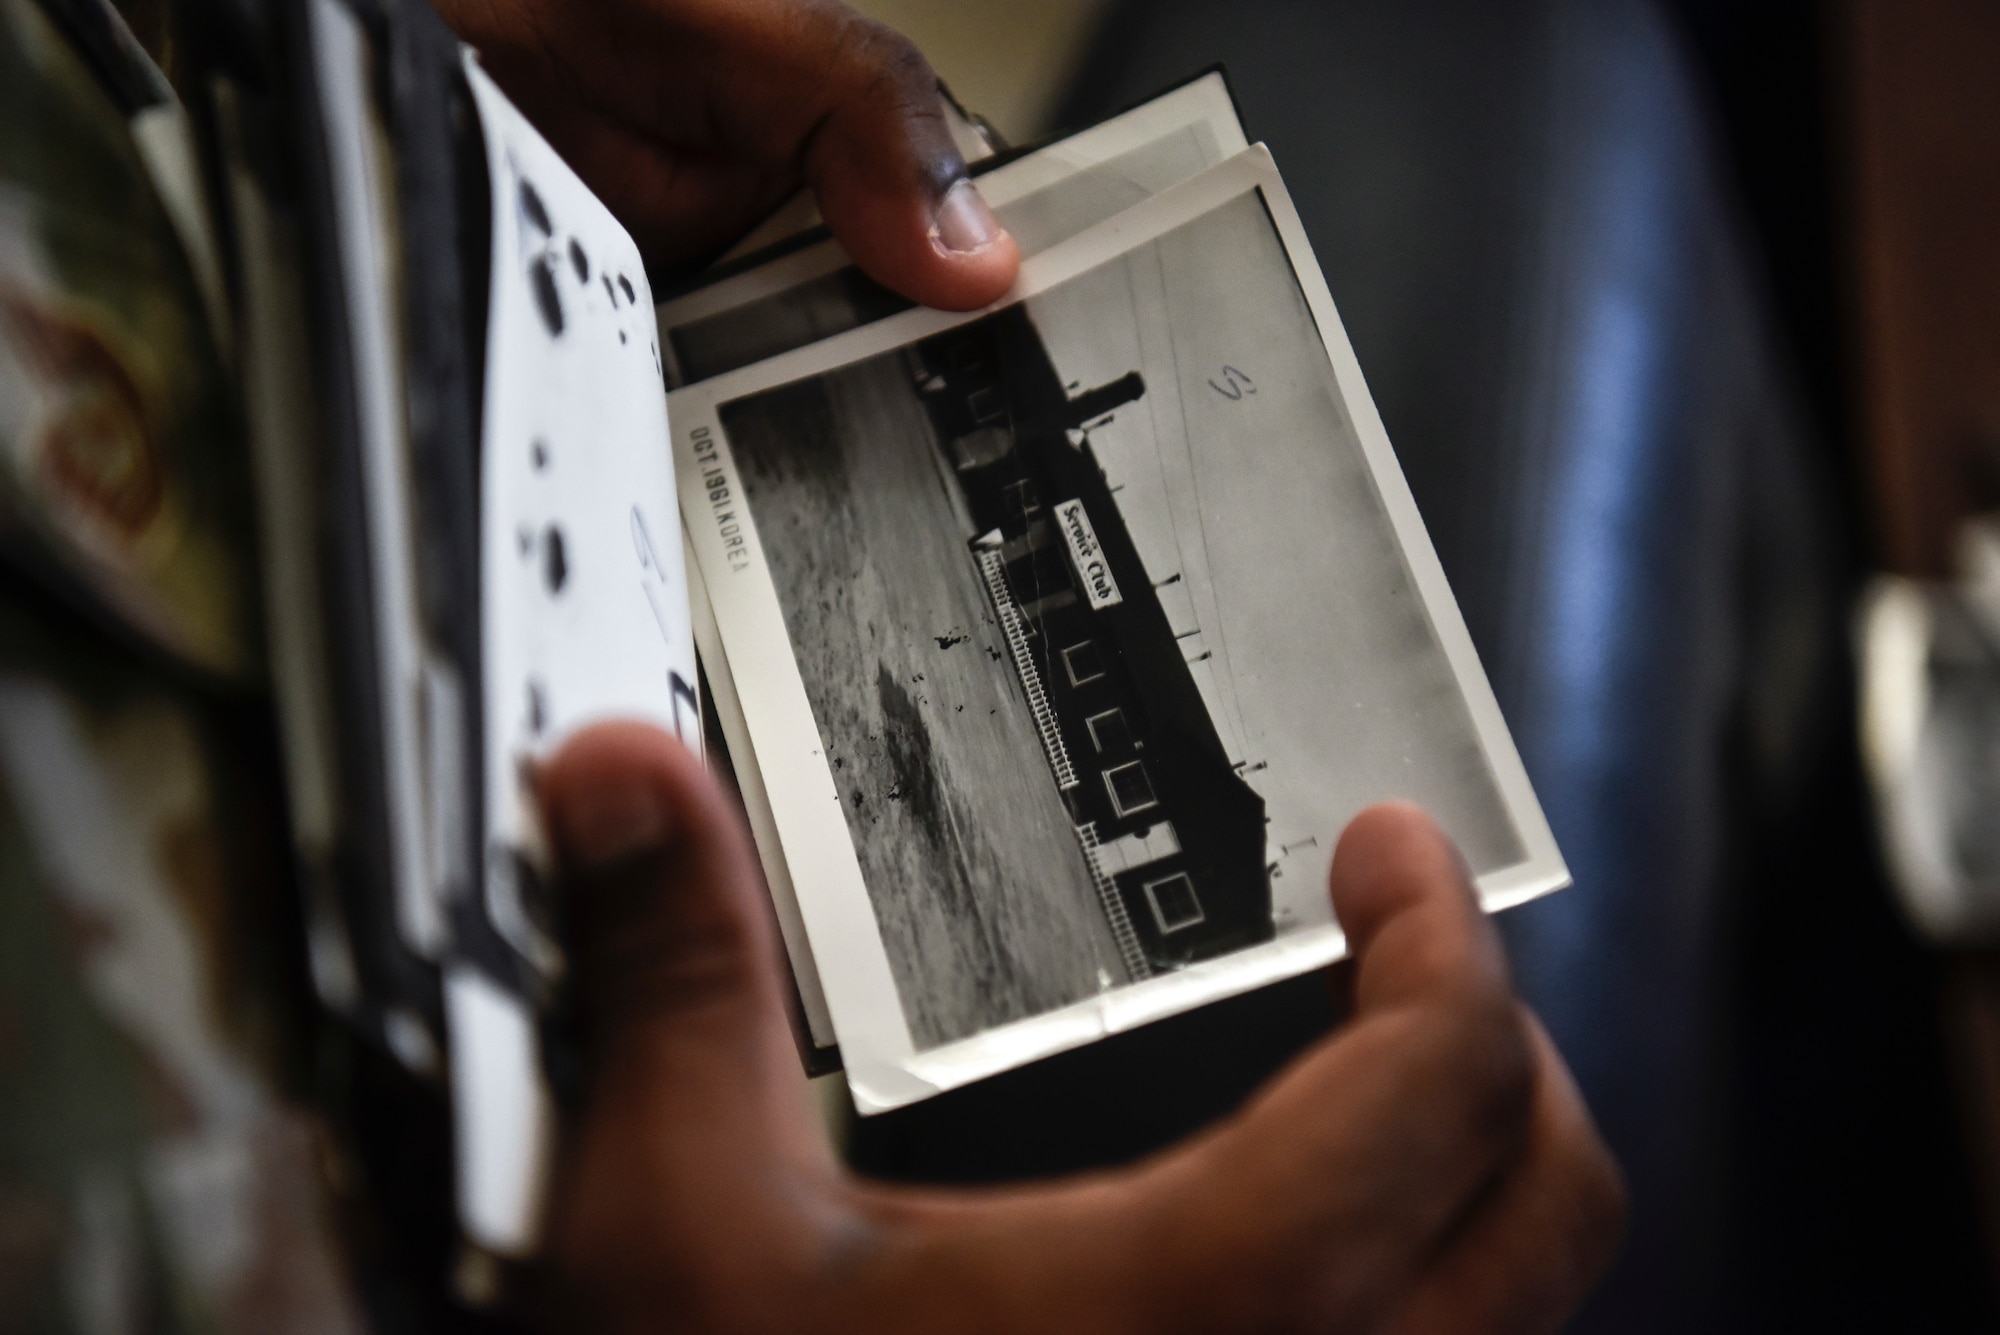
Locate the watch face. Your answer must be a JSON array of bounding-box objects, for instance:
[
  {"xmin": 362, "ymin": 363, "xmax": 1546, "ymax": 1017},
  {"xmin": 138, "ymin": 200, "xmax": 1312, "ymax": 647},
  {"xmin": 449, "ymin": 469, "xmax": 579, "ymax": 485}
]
[{"xmin": 0, "ymin": 0, "xmax": 256, "ymax": 680}]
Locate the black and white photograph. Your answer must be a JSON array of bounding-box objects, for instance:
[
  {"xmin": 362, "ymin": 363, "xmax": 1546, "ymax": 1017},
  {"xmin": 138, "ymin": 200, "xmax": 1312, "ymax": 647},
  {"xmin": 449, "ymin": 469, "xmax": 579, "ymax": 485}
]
[{"xmin": 675, "ymin": 148, "xmax": 1564, "ymax": 1106}]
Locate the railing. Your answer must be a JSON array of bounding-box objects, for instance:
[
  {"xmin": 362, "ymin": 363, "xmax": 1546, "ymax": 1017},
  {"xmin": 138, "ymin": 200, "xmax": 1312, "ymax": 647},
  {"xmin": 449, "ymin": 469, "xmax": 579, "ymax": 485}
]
[
  {"xmin": 975, "ymin": 547, "xmax": 1078, "ymax": 791},
  {"xmin": 975, "ymin": 547, "xmax": 1148, "ymax": 979},
  {"xmin": 1077, "ymin": 821, "xmax": 1151, "ymax": 981}
]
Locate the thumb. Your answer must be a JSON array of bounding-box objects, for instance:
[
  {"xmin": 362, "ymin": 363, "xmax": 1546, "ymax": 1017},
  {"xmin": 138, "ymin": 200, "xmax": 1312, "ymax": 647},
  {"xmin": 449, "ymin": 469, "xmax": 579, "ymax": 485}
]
[
  {"xmin": 536, "ymin": 721, "xmax": 823, "ymax": 1162},
  {"xmin": 1106, "ymin": 804, "xmax": 1534, "ymax": 1333},
  {"xmin": 800, "ymin": 20, "xmax": 1020, "ymax": 310},
  {"xmin": 536, "ymin": 723, "xmax": 842, "ymax": 1317}
]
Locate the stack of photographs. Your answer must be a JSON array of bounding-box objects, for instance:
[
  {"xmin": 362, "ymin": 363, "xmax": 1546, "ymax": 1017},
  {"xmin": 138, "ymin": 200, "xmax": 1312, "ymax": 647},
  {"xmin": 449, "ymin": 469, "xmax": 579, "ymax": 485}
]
[{"xmin": 667, "ymin": 76, "xmax": 1569, "ymax": 1112}]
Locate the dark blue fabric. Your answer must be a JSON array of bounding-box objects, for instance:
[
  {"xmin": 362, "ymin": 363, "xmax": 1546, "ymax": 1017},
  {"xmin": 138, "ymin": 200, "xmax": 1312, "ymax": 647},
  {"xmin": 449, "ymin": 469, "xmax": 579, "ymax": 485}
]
[{"xmin": 854, "ymin": 2, "xmax": 1996, "ymax": 1328}]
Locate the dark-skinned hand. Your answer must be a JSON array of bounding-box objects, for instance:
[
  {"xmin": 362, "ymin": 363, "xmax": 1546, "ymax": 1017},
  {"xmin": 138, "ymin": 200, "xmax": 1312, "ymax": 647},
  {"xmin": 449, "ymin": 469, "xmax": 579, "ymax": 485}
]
[
  {"xmin": 535, "ymin": 722, "xmax": 1624, "ymax": 1334},
  {"xmin": 431, "ymin": 0, "xmax": 1020, "ymax": 306}
]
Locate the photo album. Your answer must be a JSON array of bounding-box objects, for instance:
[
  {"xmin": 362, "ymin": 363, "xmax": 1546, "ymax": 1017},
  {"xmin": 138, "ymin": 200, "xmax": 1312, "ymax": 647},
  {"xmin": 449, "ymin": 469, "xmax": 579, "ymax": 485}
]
[{"xmin": 664, "ymin": 73, "xmax": 1567, "ymax": 1110}]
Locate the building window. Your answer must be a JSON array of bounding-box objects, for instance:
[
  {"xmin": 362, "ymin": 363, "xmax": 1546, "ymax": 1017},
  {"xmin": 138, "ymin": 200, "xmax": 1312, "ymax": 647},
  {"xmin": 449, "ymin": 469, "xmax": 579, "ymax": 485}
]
[
  {"xmin": 1010, "ymin": 543, "xmax": 1071, "ymax": 609},
  {"xmin": 1002, "ymin": 477, "xmax": 1042, "ymax": 519},
  {"xmin": 951, "ymin": 425, "xmax": 1013, "ymax": 471},
  {"xmin": 1061, "ymin": 639, "xmax": 1105, "ymax": 686},
  {"xmin": 1086, "ymin": 708, "xmax": 1130, "ymax": 754},
  {"xmin": 1103, "ymin": 759, "xmax": 1157, "ymax": 817},
  {"xmin": 1143, "ymin": 872, "xmax": 1205, "ymax": 934}
]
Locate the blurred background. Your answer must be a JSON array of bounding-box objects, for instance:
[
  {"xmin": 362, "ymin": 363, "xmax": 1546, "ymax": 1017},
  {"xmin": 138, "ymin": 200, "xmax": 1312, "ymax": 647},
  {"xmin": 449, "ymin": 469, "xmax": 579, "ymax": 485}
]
[
  {"xmin": 836, "ymin": 2, "xmax": 2000, "ymax": 1331},
  {"xmin": 845, "ymin": 0, "xmax": 1105, "ymax": 144}
]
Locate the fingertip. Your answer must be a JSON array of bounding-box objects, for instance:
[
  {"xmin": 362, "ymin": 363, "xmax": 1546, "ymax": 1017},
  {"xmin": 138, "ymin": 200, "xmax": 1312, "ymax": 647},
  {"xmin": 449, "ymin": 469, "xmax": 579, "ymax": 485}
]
[
  {"xmin": 1327, "ymin": 802, "xmax": 1477, "ymax": 951},
  {"xmin": 818, "ymin": 181, "xmax": 1019, "ymax": 312},
  {"xmin": 798, "ymin": 25, "xmax": 1019, "ymax": 313},
  {"xmin": 538, "ymin": 721, "xmax": 710, "ymax": 870},
  {"xmin": 537, "ymin": 722, "xmax": 788, "ymax": 1075},
  {"xmin": 539, "ymin": 717, "xmax": 695, "ymax": 788},
  {"xmin": 1336, "ymin": 800, "xmax": 1445, "ymax": 851}
]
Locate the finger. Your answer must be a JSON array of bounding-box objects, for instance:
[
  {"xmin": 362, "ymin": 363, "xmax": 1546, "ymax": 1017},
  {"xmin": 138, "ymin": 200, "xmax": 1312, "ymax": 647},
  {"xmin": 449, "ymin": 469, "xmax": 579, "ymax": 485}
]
[
  {"xmin": 793, "ymin": 13, "xmax": 1020, "ymax": 310},
  {"xmin": 1332, "ymin": 801, "xmax": 1510, "ymax": 1009},
  {"xmin": 535, "ymin": 723, "xmax": 837, "ymax": 1303},
  {"xmin": 1119, "ymin": 804, "xmax": 1532, "ymax": 1331},
  {"xmin": 539, "ymin": 722, "xmax": 777, "ymax": 1058},
  {"xmin": 833, "ymin": 805, "xmax": 1539, "ymax": 1334},
  {"xmin": 1389, "ymin": 1015, "xmax": 1627, "ymax": 1335}
]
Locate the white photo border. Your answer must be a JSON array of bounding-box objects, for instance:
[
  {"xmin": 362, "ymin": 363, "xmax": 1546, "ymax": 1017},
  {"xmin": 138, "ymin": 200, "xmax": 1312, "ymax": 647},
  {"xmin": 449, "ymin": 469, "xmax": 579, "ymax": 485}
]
[
  {"xmin": 671, "ymin": 146, "xmax": 1568, "ymax": 1112},
  {"xmin": 684, "ymin": 535, "xmax": 839, "ymax": 1051}
]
